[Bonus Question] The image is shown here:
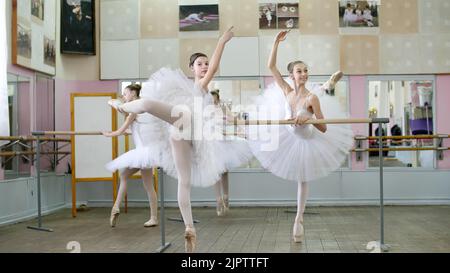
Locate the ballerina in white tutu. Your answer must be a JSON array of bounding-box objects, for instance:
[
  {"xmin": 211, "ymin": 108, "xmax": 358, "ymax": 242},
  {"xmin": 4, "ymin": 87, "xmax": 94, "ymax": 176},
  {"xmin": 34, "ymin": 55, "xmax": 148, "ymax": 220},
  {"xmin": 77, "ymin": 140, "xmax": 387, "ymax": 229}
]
[
  {"xmin": 103, "ymin": 84, "xmax": 159, "ymax": 228},
  {"xmin": 249, "ymin": 30, "xmax": 354, "ymax": 243},
  {"xmin": 116, "ymin": 27, "xmax": 252, "ymax": 252}
]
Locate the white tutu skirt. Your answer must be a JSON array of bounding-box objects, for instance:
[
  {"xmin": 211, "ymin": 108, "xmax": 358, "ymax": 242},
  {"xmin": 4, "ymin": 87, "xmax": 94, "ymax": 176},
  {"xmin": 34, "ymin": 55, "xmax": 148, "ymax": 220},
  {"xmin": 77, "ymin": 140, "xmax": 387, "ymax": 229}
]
[
  {"xmin": 105, "ymin": 118, "xmax": 167, "ymax": 172},
  {"xmin": 106, "ymin": 147, "xmax": 158, "ymax": 172},
  {"xmin": 248, "ymin": 82, "xmax": 354, "ymax": 182},
  {"xmin": 124, "ymin": 67, "xmax": 253, "ymax": 187}
]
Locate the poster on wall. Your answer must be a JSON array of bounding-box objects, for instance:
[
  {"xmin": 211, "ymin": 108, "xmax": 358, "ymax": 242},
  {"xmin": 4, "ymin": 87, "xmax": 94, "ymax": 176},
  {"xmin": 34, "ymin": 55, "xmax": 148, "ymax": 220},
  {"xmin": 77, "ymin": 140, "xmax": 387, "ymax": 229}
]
[
  {"xmin": 12, "ymin": 0, "xmax": 56, "ymax": 75},
  {"xmin": 339, "ymin": 0, "xmax": 380, "ymax": 31},
  {"xmin": 61, "ymin": 0, "xmax": 96, "ymax": 55},
  {"xmin": 259, "ymin": 2, "xmax": 299, "ymax": 29},
  {"xmin": 179, "ymin": 5, "xmax": 219, "ymax": 31}
]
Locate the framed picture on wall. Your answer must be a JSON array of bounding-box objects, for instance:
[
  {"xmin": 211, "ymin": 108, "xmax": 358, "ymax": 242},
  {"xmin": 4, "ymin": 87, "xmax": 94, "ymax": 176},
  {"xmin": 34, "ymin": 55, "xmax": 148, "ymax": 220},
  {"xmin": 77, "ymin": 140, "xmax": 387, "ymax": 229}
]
[
  {"xmin": 277, "ymin": 3, "xmax": 299, "ymax": 29},
  {"xmin": 259, "ymin": 3, "xmax": 277, "ymax": 29},
  {"xmin": 61, "ymin": 0, "xmax": 96, "ymax": 55},
  {"xmin": 12, "ymin": 0, "xmax": 57, "ymax": 75},
  {"xmin": 339, "ymin": 0, "xmax": 379, "ymax": 29},
  {"xmin": 179, "ymin": 5, "xmax": 219, "ymax": 31}
]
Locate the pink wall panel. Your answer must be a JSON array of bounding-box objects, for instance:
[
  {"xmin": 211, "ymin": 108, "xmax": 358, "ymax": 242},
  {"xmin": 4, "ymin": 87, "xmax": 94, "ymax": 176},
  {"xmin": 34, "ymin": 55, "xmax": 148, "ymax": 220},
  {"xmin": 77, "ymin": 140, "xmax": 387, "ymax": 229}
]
[
  {"xmin": 349, "ymin": 76, "xmax": 367, "ymax": 171},
  {"xmin": 436, "ymin": 75, "xmax": 450, "ymax": 169}
]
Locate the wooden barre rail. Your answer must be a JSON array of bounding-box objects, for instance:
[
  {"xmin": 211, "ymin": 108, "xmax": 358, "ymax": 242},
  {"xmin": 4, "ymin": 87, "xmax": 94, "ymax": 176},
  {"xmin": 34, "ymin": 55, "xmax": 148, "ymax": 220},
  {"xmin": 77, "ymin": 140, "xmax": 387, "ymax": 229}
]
[
  {"xmin": 356, "ymin": 135, "xmax": 450, "ymax": 140},
  {"xmin": 0, "ymin": 136, "xmax": 71, "ymax": 142},
  {"xmin": 0, "ymin": 151, "xmax": 71, "ymax": 157},
  {"xmin": 230, "ymin": 118, "xmax": 388, "ymax": 126},
  {"xmin": 33, "ymin": 131, "xmax": 104, "ymax": 136},
  {"xmin": 353, "ymin": 147, "xmax": 449, "ymax": 152}
]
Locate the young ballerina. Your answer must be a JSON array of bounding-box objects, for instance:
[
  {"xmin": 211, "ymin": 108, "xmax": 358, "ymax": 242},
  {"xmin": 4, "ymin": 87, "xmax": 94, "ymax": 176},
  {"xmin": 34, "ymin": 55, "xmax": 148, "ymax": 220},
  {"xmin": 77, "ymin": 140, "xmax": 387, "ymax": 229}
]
[
  {"xmin": 116, "ymin": 27, "xmax": 252, "ymax": 252},
  {"xmin": 103, "ymin": 84, "xmax": 158, "ymax": 228},
  {"xmin": 249, "ymin": 30, "xmax": 354, "ymax": 243}
]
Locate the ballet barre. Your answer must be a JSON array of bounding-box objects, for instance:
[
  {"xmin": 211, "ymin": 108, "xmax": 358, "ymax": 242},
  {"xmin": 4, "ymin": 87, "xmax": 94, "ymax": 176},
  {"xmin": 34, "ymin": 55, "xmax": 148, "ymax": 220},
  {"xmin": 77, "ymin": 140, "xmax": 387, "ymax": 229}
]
[
  {"xmin": 230, "ymin": 117, "xmax": 387, "ymax": 126},
  {"xmin": 30, "ymin": 116, "xmax": 391, "ymax": 253}
]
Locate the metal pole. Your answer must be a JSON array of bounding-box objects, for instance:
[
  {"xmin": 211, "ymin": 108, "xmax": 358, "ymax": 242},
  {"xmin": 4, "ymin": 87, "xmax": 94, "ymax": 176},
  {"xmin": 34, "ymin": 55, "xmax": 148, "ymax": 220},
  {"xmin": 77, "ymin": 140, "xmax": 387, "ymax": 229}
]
[
  {"xmin": 378, "ymin": 122, "xmax": 384, "ymax": 245},
  {"xmin": 27, "ymin": 133, "xmax": 53, "ymax": 232},
  {"xmin": 155, "ymin": 167, "xmax": 171, "ymax": 253},
  {"xmin": 378, "ymin": 122, "xmax": 389, "ymax": 252}
]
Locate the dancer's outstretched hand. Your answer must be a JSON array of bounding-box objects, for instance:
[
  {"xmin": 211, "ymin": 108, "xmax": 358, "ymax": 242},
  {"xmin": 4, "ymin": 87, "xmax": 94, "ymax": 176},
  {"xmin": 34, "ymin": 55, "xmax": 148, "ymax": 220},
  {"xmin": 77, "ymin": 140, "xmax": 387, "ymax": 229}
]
[
  {"xmin": 102, "ymin": 131, "xmax": 113, "ymax": 137},
  {"xmin": 220, "ymin": 26, "xmax": 234, "ymax": 44},
  {"xmin": 275, "ymin": 30, "xmax": 289, "ymax": 43}
]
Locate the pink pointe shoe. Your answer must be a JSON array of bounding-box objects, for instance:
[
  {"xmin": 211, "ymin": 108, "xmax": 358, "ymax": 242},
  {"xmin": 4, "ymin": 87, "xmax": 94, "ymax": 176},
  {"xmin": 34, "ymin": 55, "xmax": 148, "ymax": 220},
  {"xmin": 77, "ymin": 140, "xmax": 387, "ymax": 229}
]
[
  {"xmin": 293, "ymin": 221, "xmax": 304, "ymax": 243},
  {"xmin": 223, "ymin": 195, "xmax": 230, "ymax": 214},
  {"xmin": 323, "ymin": 71, "xmax": 343, "ymax": 91},
  {"xmin": 110, "ymin": 207, "xmax": 120, "ymax": 227},
  {"xmin": 216, "ymin": 198, "xmax": 225, "ymax": 216},
  {"xmin": 108, "ymin": 99, "xmax": 123, "ymax": 111},
  {"xmin": 185, "ymin": 227, "xmax": 197, "ymax": 253},
  {"xmin": 144, "ymin": 217, "xmax": 159, "ymax": 227}
]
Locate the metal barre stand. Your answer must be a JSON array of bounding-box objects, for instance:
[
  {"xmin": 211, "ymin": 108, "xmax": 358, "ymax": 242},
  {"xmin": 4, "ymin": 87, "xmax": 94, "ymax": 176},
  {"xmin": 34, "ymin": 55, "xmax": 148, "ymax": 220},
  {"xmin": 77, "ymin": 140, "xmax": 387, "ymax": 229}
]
[
  {"xmin": 373, "ymin": 118, "xmax": 390, "ymax": 252},
  {"xmin": 155, "ymin": 167, "xmax": 171, "ymax": 252},
  {"xmin": 27, "ymin": 131, "xmax": 53, "ymax": 232}
]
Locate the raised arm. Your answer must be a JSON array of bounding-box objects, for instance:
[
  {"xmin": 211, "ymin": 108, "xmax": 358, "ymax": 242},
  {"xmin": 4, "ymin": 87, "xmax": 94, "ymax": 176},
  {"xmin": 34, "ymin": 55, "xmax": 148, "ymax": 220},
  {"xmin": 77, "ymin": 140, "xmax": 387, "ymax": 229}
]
[
  {"xmin": 199, "ymin": 26, "xmax": 234, "ymax": 91},
  {"xmin": 102, "ymin": 113, "xmax": 137, "ymax": 137},
  {"xmin": 268, "ymin": 31, "xmax": 293, "ymax": 96}
]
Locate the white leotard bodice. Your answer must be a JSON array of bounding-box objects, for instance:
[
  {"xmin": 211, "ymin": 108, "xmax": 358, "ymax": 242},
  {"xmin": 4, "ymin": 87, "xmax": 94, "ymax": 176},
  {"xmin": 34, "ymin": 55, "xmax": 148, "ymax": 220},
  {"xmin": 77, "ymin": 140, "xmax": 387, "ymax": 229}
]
[{"xmin": 284, "ymin": 95, "xmax": 314, "ymax": 138}]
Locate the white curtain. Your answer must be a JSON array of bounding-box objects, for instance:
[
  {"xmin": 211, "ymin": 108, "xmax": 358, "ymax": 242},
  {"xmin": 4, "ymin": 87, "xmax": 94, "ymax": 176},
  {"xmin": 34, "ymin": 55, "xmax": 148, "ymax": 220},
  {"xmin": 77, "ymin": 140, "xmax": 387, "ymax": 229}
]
[{"xmin": 0, "ymin": 0, "xmax": 9, "ymax": 147}]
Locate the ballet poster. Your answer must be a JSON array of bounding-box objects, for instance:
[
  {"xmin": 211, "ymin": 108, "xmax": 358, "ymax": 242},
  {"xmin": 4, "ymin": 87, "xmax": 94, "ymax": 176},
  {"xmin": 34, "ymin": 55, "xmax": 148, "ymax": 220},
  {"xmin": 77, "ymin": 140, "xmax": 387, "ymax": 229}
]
[
  {"xmin": 339, "ymin": 0, "xmax": 379, "ymax": 28},
  {"xmin": 179, "ymin": 5, "xmax": 219, "ymax": 31}
]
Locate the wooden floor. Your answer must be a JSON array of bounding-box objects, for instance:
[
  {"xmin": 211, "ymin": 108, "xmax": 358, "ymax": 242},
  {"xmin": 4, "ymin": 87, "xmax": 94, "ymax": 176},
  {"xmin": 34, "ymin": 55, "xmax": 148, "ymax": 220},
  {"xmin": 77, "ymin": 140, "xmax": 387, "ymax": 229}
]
[{"xmin": 0, "ymin": 206, "xmax": 449, "ymax": 253}]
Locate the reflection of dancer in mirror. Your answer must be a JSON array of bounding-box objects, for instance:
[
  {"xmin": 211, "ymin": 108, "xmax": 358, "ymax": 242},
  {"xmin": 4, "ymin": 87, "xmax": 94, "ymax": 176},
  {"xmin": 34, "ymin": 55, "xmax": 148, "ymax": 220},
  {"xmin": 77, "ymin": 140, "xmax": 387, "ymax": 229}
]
[
  {"xmin": 103, "ymin": 84, "xmax": 158, "ymax": 229},
  {"xmin": 116, "ymin": 27, "xmax": 252, "ymax": 252},
  {"xmin": 185, "ymin": 12, "xmax": 209, "ymax": 23},
  {"xmin": 249, "ymin": 30, "xmax": 353, "ymax": 244},
  {"xmin": 210, "ymin": 90, "xmax": 233, "ymax": 216}
]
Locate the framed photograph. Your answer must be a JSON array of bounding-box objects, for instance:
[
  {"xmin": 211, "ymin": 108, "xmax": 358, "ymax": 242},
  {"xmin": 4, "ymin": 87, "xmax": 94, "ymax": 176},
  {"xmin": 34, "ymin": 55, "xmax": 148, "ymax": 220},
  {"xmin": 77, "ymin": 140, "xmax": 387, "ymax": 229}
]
[
  {"xmin": 259, "ymin": 3, "xmax": 277, "ymax": 29},
  {"xmin": 31, "ymin": 0, "xmax": 44, "ymax": 21},
  {"xmin": 44, "ymin": 36, "xmax": 56, "ymax": 66},
  {"xmin": 339, "ymin": 0, "xmax": 379, "ymax": 28},
  {"xmin": 61, "ymin": 0, "xmax": 96, "ymax": 55},
  {"xmin": 12, "ymin": 0, "xmax": 56, "ymax": 75},
  {"xmin": 179, "ymin": 5, "xmax": 219, "ymax": 31},
  {"xmin": 277, "ymin": 3, "xmax": 299, "ymax": 29}
]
